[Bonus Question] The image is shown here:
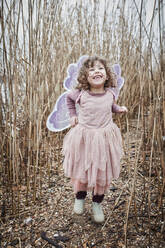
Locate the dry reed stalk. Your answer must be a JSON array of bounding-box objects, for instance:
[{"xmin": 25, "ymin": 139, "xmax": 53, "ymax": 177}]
[{"xmin": 148, "ymin": 117, "xmax": 156, "ymax": 246}]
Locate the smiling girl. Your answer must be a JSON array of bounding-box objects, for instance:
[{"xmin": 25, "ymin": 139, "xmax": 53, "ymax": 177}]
[{"xmin": 62, "ymin": 56, "xmax": 127, "ymax": 223}]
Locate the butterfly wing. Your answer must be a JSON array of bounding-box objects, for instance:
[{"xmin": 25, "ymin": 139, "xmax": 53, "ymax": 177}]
[
  {"xmin": 110, "ymin": 64, "xmax": 125, "ymax": 100},
  {"xmin": 64, "ymin": 55, "xmax": 88, "ymax": 90},
  {"xmin": 64, "ymin": 64, "xmax": 78, "ymax": 90},
  {"xmin": 46, "ymin": 92, "xmax": 71, "ymax": 132},
  {"xmin": 47, "ymin": 55, "xmax": 88, "ymax": 132},
  {"xmin": 77, "ymin": 55, "xmax": 88, "ymax": 68}
]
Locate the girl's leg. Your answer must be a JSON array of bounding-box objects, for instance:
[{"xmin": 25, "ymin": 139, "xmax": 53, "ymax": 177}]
[{"xmin": 73, "ymin": 180, "xmax": 88, "ymax": 193}]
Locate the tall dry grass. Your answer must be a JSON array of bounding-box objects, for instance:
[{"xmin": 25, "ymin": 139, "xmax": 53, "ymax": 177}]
[{"xmin": 0, "ymin": 0, "xmax": 164, "ymax": 246}]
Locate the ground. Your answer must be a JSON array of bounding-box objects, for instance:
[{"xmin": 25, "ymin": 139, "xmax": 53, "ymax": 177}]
[{"xmin": 1, "ymin": 123, "xmax": 165, "ymax": 248}]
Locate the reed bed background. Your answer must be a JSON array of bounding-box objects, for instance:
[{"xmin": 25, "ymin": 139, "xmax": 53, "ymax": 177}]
[{"xmin": 0, "ymin": 0, "xmax": 164, "ymax": 247}]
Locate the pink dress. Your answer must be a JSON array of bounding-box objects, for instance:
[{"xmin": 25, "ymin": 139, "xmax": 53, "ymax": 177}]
[{"xmin": 62, "ymin": 89, "xmax": 123, "ymax": 195}]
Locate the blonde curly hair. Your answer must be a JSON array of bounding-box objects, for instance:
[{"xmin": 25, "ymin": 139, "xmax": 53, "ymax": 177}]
[{"xmin": 76, "ymin": 56, "xmax": 117, "ymax": 91}]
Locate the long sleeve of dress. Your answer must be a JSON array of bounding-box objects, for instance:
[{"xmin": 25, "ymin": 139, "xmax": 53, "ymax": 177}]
[
  {"xmin": 108, "ymin": 89, "xmax": 123, "ymax": 113},
  {"xmin": 66, "ymin": 89, "xmax": 81, "ymax": 117},
  {"xmin": 112, "ymin": 102, "xmax": 123, "ymax": 113}
]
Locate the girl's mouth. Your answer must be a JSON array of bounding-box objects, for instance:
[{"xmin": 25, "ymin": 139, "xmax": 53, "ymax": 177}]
[{"xmin": 93, "ymin": 75, "xmax": 102, "ymax": 79}]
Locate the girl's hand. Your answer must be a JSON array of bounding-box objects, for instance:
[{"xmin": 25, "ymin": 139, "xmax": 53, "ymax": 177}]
[
  {"xmin": 120, "ymin": 106, "xmax": 128, "ymax": 113},
  {"xmin": 70, "ymin": 116, "xmax": 78, "ymax": 127}
]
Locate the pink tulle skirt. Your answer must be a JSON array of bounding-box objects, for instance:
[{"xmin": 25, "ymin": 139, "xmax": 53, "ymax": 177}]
[{"xmin": 62, "ymin": 122, "xmax": 123, "ymax": 195}]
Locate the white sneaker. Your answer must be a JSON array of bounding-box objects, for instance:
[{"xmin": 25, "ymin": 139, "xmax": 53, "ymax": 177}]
[
  {"xmin": 73, "ymin": 199, "xmax": 85, "ymax": 215},
  {"xmin": 92, "ymin": 202, "xmax": 105, "ymax": 223}
]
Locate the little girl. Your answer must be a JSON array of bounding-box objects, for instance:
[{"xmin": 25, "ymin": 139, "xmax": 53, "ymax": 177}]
[{"xmin": 62, "ymin": 56, "xmax": 127, "ymax": 223}]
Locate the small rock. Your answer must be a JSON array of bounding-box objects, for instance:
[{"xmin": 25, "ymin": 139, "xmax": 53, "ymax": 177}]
[
  {"xmin": 24, "ymin": 217, "xmax": 32, "ymax": 224},
  {"xmin": 9, "ymin": 239, "xmax": 19, "ymax": 246},
  {"xmin": 54, "ymin": 233, "xmax": 59, "ymax": 237},
  {"xmin": 25, "ymin": 244, "xmax": 32, "ymax": 248}
]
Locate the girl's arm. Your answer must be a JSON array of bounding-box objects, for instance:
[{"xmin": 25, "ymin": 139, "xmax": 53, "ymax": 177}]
[
  {"xmin": 109, "ymin": 89, "xmax": 127, "ymax": 113},
  {"xmin": 67, "ymin": 89, "xmax": 80, "ymax": 127},
  {"xmin": 112, "ymin": 102, "xmax": 128, "ymax": 113},
  {"xmin": 66, "ymin": 89, "xmax": 80, "ymax": 117}
]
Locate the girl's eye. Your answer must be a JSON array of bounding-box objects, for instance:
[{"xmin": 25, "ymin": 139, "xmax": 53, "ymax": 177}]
[
  {"xmin": 99, "ymin": 67, "xmax": 104, "ymax": 70},
  {"xmin": 89, "ymin": 68, "xmax": 94, "ymax": 72}
]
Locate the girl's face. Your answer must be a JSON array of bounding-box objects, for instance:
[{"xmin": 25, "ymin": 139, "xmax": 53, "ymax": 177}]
[{"xmin": 87, "ymin": 61, "xmax": 107, "ymax": 91}]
